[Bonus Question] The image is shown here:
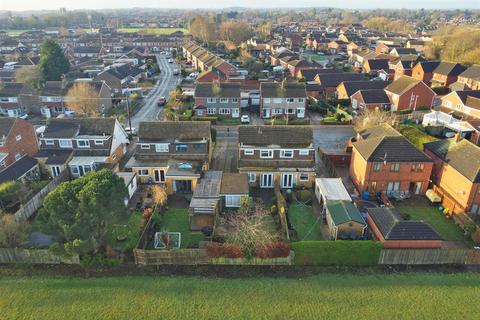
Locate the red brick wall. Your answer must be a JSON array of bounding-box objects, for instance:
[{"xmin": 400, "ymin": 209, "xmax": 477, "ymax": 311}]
[
  {"xmin": 0, "ymin": 118, "xmax": 38, "ymax": 167},
  {"xmin": 395, "ymin": 83, "xmax": 435, "ymax": 111}
]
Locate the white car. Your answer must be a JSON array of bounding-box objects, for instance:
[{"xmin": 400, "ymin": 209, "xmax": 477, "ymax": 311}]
[
  {"xmin": 241, "ymin": 115, "xmax": 250, "ymax": 124},
  {"xmin": 124, "ymin": 126, "xmax": 137, "ymax": 136},
  {"xmin": 167, "ymin": 58, "xmax": 173, "ymax": 63}
]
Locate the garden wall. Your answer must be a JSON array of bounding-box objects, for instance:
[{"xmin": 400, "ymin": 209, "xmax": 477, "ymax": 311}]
[{"xmin": 0, "ymin": 248, "xmax": 79, "ymax": 264}]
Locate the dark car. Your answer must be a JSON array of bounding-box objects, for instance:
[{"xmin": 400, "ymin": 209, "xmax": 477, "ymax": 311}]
[{"xmin": 157, "ymin": 96, "xmax": 166, "ymax": 107}]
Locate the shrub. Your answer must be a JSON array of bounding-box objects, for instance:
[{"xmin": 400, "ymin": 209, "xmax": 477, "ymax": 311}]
[
  {"xmin": 274, "ymin": 187, "xmax": 289, "ymax": 240},
  {"xmin": 256, "ymin": 242, "xmax": 291, "ymax": 258},
  {"xmin": 205, "ymin": 242, "xmax": 244, "ymax": 258},
  {"xmin": 192, "ymin": 116, "xmax": 218, "ymax": 124},
  {"xmin": 297, "ymin": 190, "xmax": 312, "ymax": 203},
  {"xmin": 292, "ymin": 241, "xmax": 383, "ymax": 266}
]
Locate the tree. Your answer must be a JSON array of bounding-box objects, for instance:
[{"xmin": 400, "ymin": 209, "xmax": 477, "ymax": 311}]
[
  {"xmin": 0, "ymin": 181, "xmax": 22, "ymax": 209},
  {"xmin": 151, "ymin": 185, "xmax": 167, "ymax": 212},
  {"xmin": 37, "ymin": 169, "xmax": 128, "ymax": 256},
  {"xmin": 0, "ymin": 214, "xmax": 31, "ymax": 248},
  {"xmin": 14, "ymin": 66, "xmax": 42, "ymax": 88},
  {"xmin": 222, "ymin": 200, "xmax": 277, "ymax": 257},
  {"xmin": 189, "ymin": 15, "xmax": 216, "ymax": 44},
  {"xmin": 66, "ymin": 82, "xmax": 100, "ymax": 116},
  {"xmin": 427, "ymin": 26, "xmax": 480, "ymax": 65},
  {"xmin": 354, "ymin": 109, "xmax": 395, "ymax": 132},
  {"xmin": 219, "ymin": 21, "xmax": 253, "ymax": 45},
  {"xmin": 38, "ymin": 39, "xmax": 69, "ymax": 81}
]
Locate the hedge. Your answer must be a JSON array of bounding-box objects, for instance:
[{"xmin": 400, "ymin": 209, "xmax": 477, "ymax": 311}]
[
  {"xmin": 191, "ymin": 116, "xmax": 218, "ymax": 124},
  {"xmin": 291, "ymin": 241, "xmax": 383, "ymax": 266}
]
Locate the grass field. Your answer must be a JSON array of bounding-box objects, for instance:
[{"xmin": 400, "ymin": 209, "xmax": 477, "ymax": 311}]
[
  {"xmin": 161, "ymin": 208, "xmax": 204, "ymax": 248},
  {"xmin": 288, "ymin": 204, "xmax": 323, "ymax": 241},
  {"xmin": 117, "ymin": 27, "xmax": 189, "ymax": 35},
  {"xmin": 1, "ymin": 273, "xmax": 480, "ymax": 319},
  {"xmin": 1, "ymin": 29, "xmax": 31, "ymax": 36}
]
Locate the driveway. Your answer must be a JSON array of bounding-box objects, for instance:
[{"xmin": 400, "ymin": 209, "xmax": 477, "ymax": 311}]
[
  {"xmin": 211, "ymin": 126, "xmax": 238, "ymax": 173},
  {"xmin": 128, "ymin": 54, "xmax": 181, "ymax": 128}
]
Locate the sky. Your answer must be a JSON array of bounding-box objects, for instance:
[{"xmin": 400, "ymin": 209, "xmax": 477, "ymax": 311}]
[{"xmin": 1, "ymin": 0, "xmax": 479, "ymax": 11}]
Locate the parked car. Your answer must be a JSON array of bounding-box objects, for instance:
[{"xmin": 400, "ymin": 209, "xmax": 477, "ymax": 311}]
[
  {"xmin": 124, "ymin": 126, "xmax": 137, "ymax": 136},
  {"xmin": 173, "ymin": 68, "xmax": 180, "ymax": 75},
  {"xmin": 168, "ymin": 58, "xmax": 173, "ymax": 63},
  {"xmin": 241, "ymin": 115, "xmax": 250, "ymax": 124},
  {"xmin": 157, "ymin": 96, "xmax": 167, "ymax": 106}
]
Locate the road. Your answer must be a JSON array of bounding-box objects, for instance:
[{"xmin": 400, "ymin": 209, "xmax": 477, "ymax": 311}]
[{"xmin": 128, "ymin": 54, "xmax": 181, "ymax": 128}]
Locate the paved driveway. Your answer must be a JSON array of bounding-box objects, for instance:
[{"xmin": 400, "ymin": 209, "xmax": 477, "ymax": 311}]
[{"xmin": 211, "ymin": 126, "xmax": 238, "ymax": 173}]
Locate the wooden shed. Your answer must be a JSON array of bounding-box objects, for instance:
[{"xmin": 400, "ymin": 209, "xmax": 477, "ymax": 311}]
[{"xmin": 325, "ymin": 200, "xmax": 366, "ymax": 240}]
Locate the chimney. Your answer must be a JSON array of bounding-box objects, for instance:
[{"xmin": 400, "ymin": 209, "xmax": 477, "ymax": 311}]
[{"xmin": 454, "ymin": 132, "xmax": 463, "ymax": 143}]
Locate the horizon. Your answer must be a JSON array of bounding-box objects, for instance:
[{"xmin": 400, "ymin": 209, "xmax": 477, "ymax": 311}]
[{"xmin": 1, "ymin": 0, "xmax": 480, "ymax": 12}]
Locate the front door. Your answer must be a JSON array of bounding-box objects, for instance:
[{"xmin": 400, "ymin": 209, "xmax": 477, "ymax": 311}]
[
  {"xmin": 262, "ymin": 108, "xmax": 271, "ymax": 119},
  {"xmin": 261, "ymin": 174, "xmax": 274, "ymax": 188},
  {"xmin": 51, "ymin": 166, "xmax": 61, "ymax": 177},
  {"xmin": 281, "ymin": 174, "xmax": 294, "ymax": 189},
  {"xmin": 296, "ymin": 108, "xmax": 305, "ymax": 118},
  {"xmin": 387, "ymin": 181, "xmax": 400, "ymax": 194},
  {"xmin": 232, "ymin": 108, "xmax": 239, "ymax": 118},
  {"xmin": 154, "ymin": 169, "xmax": 165, "ymax": 183}
]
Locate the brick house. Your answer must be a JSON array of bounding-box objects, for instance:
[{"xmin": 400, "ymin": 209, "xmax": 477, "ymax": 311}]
[
  {"xmin": 0, "ymin": 117, "xmax": 38, "ymax": 170},
  {"xmin": 453, "ymin": 65, "xmax": 480, "ymax": 91},
  {"xmin": 411, "ymin": 61, "xmax": 440, "ymax": 86},
  {"xmin": 439, "ymin": 90, "xmax": 480, "ymax": 120},
  {"xmin": 238, "ymin": 126, "xmax": 315, "ymax": 189},
  {"xmin": 431, "ymin": 62, "xmax": 467, "ymax": 88},
  {"xmin": 349, "ymin": 124, "xmax": 433, "ymax": 196},
  {"xmin": 260, "ymin": 82, "xmax": 307, "ymax": 119},
  {"xmin": 36, "ymin": 118, "xmax": 128, "ymax": 178},
  {"xmin": 0, "ymin": 82, "xmax": 39, "ymax": 117},
  {"xmin": 125, "ymin": 121, "xmax": 212, "ymax": 195},
  {"xmin": 384, "ymin": 76, "xmax": 436, "ymax": 112},
  {"xmin": 351, "ymin": 89, "xmax": 391, "ymax": 111},
  {"xmin": 367, "ymin": 207, "xmax": 442, "ymax": 249},
  {"xmin": 336, "ymin": 80, "xmax": 387, "ymax": 100},
  {"xmin": 193, "ymin": 82, "xmax": 241, "ymax": 118},
  {"xmin": 424, "ymin": 136, "xmax": 480, "ymax": 215},
  {"xmin": 39, "ymin": 81, "xmax": 69, "ymax": 118}
]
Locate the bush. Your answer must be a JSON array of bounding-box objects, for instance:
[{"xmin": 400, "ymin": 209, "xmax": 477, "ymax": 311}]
[
  {"xmin": 80, "ymin": 254, "xmax": 122, "ymax": 268},
  {"xmin": 292, "ymin": 241, "xmax": 383, "ymax": 266},
  {"xmin": 205, "ymin": 242, "xmax": 244, "ymax": 258},
  {"xmin": 297, "ymin": 190, "xmax": 312, "ymax": 203},
  {"xmin": 256, "ymin": 242, "xmax": 291, "ymax": 258}
]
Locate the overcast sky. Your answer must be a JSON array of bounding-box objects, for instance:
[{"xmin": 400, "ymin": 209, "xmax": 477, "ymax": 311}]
[{"xmin": 1, "ymin": 0, "xmax": 479, "ymax": 11}]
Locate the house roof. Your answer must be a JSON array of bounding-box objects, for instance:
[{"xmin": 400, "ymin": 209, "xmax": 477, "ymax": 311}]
[
  {"xmin": 424, "ymin": 138, "xmax": 480, "ymax": 183},
  {"xmin": 194, "ymin": 82, "xmax": 240, "ymax": 98},
  {"xmin": 239, "ymin": 125, "xmax": 312, "ymax": 147},
  {"xmin": 326, "ymin": 200, "xmax": 365, "ymax": 225},
  {"xmin": 298, "ymin": 68, "xmax": 342, "ymax": 81},
  {"xmin": 0, "ymin": 82, "xmax": 27, "ymax": 97},
  {"xmin": 220, "ymin": 173, "xmax": 249, "ymax": 195},
  {"xmin": 0, "ymin": 156, "xmax": 38, "ymax": 184},
  {"xmin": 0, "ymin": 117, "xmax": 16, "ymax": 138},
  {"xmin": 260, "ymin": 82, "xmax": 306, "ymax": 98},
  {"xmin": 138, "ymin": 121, "xmax": 211, "ymax": 142},
  {"xmin": 359, "ymin": 123, "xmax": 401, "ymax": 140},
  {"xmin": 416, "ymin": 61, "xmax": 440, "ymax": 73},
  {"xmin": 339, "ymin": 80, "xmax": 388, "ymax": 97},
  {"xmin": 384, "ymin": 75, "xmax": 422, "ymax": 95},
  {"xmin": 367, "ymin": 207, "xmax": 442, "ymax": 241},
  {"xmin": 365, "ymin": 59, "xmax": 390, "ymax": 71},
  {"xmin": 42, "ymin": 118, "xmax": 116, "ymax": 139},
  {"xmin": 357, "ymin": 89, "xmax": 391, "ymax": 104},
  {"xmin": 453, "ymin": 90, "xmax": 480, "ymax": 106},
  {"xmin": 433, "ymin": 62, "xmax": 467, "ymax": 76},
  {"xmin": 316, "ymin": 73, "xmax": 367, "ymax": 88},
  {"xmin": 353, "ymin": 135, "xmax": 432, "ymax": 162},
  {"xmin": 459, "ymin": 65, "xmax": 480, "ymax": 81}
]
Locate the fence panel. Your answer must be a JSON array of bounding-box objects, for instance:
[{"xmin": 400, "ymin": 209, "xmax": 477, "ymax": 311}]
[
  {"xmin": 379, "ymin": 249, "xmax": 469, "ymax": 265},
  {"xmin": 0, "ymin": 248, "xmax": 79, "ymax": 264},
  {"xmin": 15, "ymin": 170, "xmax": 70, "ymax": 221}
]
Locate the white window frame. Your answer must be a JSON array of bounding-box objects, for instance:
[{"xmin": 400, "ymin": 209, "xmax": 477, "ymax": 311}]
[
  {"xmin": 298, "ymin": 98, "xmax": 305, "ymax": 103},
  {"xmin": 244, "ymin": 149, "xmax": 254, "ymax": 155},
  {"xmin": 94, "ymin": 140, "xmax": 104, "ymax": 145},
  {"xmin": 264, "ymin": 98, "xmax": 271, "ymax": 103},
  {"xmin": 219, "ymin": 108, "xmax": 230, "ymax": 115},
  {"xmin": 141, "ymin": 144, "xmax": 150, "ymax": 150},
  {"xmin": 225, "ymin": 195, "xmax": 241, "ymax": 208},
  {"xmin": 220, "ymin": 97, "xmax": 228, "ymax": 103},
  {"xmin": 299, "ymin": 149, "xmax": 309, "ymax": 156},
  {"xmin": 77, "ymin": 139, "xmax": 90, "ymax": 148},
  {"xmin": 16, "ymin": 134, "xmax": 22, "ymax": 141},
  {"xmin": 248, "ymin": 173, "xmax": 256, "ymax": 182},
  {"xmin": 280, "ymin": 149, "xmax": 294, "ymax": 158},
  {"xmin": 207, "ymin": 108, "xmax": 216, "ymax": 115},
  {"xmin": 59, "ymin": 139, "xmax": 73, "ymax": 148},
  {"xmin": 232, "ymin": 98, "xmax": 238, "ymax": 103},
  {"xmin": 155, "ymin": 143, "xmax": 169, "ymax": 152},
  {"xmin": 207, "ymin": 98, "xmax": 217, "ymax": 103},
  {"xmin": 286, "ymin": 98, "xmax": 295, "ymax": 103},
  {"xmin": 138, "ymin": 169, "xmax": 149, "ymax": 176},
  {"xmin": 299, "ymin": 173, "xmax": 309, "ymax": 181},
  {"xmin": 260, "ymin": 149, "xmax": 273, "ymax": 159},
  {"xmin": 15, "ymin": 153, "xmax": 22, "ymax": 161},
  {"xmin": 44, "ymin": 139, "xmax": 54, "ymax": 145},
  {"xmin": 70, "ymin": 166, "xmax": 79, "ymax": 175}
]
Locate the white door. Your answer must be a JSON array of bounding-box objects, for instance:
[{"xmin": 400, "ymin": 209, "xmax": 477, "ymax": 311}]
[
  {"xmin": 261, "ymin": 174, "xmax": 274, "ymax": 188},
  {"xmin": 281, "ymin": 174, "xmax": 294, "ymax": 189},
  {"xmin": 414, "ymin": 182, "xmax": 422, "ymax": 195},
  {"xmin": 51, "ymin": 166, "xmax": 61, "ymax": 177},
  {"xmin": 263, "ymin": 108, "xmax": 271, "ymax": 118},
  {"xmin": 232, "ymin": 108, "xmax": 239, "ymax": 118},
  {"xmin": 296, "ymin": 108, "xmax": 305, "ymax": 118},
  {"xmin": 387, "ymin": 182, "xmax": 400, "ymax": 194}
]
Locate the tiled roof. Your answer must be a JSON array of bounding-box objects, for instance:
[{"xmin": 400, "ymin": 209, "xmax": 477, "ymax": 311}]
[
  {"xmin": 195, "ymin": 82, "xmax": 240, "ymax": 98},
  {"xmin": 340, "ymin": 80, "xmax": 388, "ymax": 97},
  {"xmin": 459, "ymin": 65, "xmax": 480, "ymax": 81},
  {"xmin": 358, "ymin": 89, "xmax": 391, "ymax": 104},
  {"xmin": 354, "ymin": 135, "xmax": 432, "ymax": 162},
  {"xmin": 433, "ymin": 62, "xmax": 467, "ymax": 76},
  {"xmin": 0, "ymin": 156, "xmax": 38, "ymax": 184},
  {"xmin": 138, "ymin": 121, "xmax": 211, "ymax": 142},
  {"xmin": 326, "ymin": 200, "xmax": 365, "ymax": 225},
  {"xmin": 239, "ymin": 125, "xmax": 312, "ymax": 147},
  {"xmin": 384, "ymin": 76, "xmax": 421, "ymax": 95},
  {"xmin": 0, "ymin": 117, "xmax": 16, "ymax": 138},
  {"xmin": 260, "ymin": 82, "xmax": 306, "ymax": 98}
]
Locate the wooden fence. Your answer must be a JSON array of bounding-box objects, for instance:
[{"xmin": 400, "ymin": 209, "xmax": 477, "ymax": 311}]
[
  {"xmin": 133, "ymin": 248, "xmax": 294, "ymax": 266},
  {"xmin": 0, "ymin": 248, "xmax": 79, "ymax": 264},
  {"xmin": 15, "ymin": 169, "xmax": 70, "ymax": 221},
  {"xmin": 379, "ymin": 249, "xmax": 480, "ymax": 265},
  {"xmin": 393, "ymin": 110, "xmax": 430, "ymax": 124}
]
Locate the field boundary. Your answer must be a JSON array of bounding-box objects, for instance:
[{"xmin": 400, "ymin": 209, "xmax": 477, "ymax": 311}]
[
  {"xmin": 0, "ymin": 248, "xmax": 79, "ymax": 264},
  {"xmin": 379, "ymin": 249, "xmax": 480, "ymax": 265}
]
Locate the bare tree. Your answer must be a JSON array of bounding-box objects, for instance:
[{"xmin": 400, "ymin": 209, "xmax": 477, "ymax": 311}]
[
  {"xmin": 219, "ymin": 21, "xmax": 253, "ymax": 45},
  {"xmin": 151, "ymin": 185, "xmax": 168, "ymax": 212},
  {"xmin": 14, "ymin": 66, "xmax": 41, "ymax": 88},
  {"xmin": 66, "ymin": 82, "xmax": 100, "ymax": 117},
  {"xmin": 354, "ymin": 109, "xmax": 395, "ymax": 132},
  {"xmin": 189, "ymin": 16, "xmax": 216, "ymax": 44}
]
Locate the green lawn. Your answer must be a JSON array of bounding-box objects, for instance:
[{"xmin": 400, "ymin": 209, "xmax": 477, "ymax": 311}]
[
  {"xmin": 161, "ymin": 208, "xmax": 204, "ymax": 248},
  {"xmin": 108, "ymin": 212, "xmax": 143, "ymax": 252},
  {"xmin": 1, "ymin": 274, "xmax": 480, "ymax": 319},
  {"xmin": 398, "ymin": 124, "xmax": 438, "ymax": 150},
  {"xmin": 288, "ymin": 204, "xmax": 323, "ymax": 241},
  {"xmin": 117, "ymin": 27, "xmax": 189, "ymax": 35},
  {"xmin": 395, "ymin": 203, "xmax": 465, "ymax": 241},
  {"xmin": 1, "ymin": 29, "xmax": 30, "ymax": 36}
]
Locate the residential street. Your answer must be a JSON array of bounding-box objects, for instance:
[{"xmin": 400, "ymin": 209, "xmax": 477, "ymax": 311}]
[{"xmin": 128, "ymin": 54, "xmax": 181, "ymax": 128}]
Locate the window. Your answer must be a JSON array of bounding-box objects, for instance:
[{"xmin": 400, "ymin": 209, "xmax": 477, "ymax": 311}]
[
  {"xmin": 176, "ymin": 144, "xmax": 188, "ymax": 152},
  {"xmin": 141, "ymin": 144, "xmax": 150, "ymax": 149},
  {"xmin": 0, "ymin": 141, "xmax": 4, "ymax": 147},
  {"xmin": 155, "ymin": 143, "xmax": 169, "ymax": 152},
  {"xmin": 273, "ymin": 98, "xmax": 282, "ymax": 103},
  {"xmin": 219, "ymin": 108, "xmax": 230, "ymax": 115},
  {"xmin": 112, "ymin": 154, "xmax": 116, "ymax": 160},
  {"xmin": 59, "ymin": 139, "xmax": 72, "ymax": 148},
  {"xmin": 248, "ymin": 173, "xmax": 256, "ymax": 182},
  {"xmin": 207, "ymin": 98, "xmax": 217, "ymax": 103},
  {"xmin": 232, "ymin": 98, "xmax": 238, "ymax": 103},
  {"xmin": 272, "ymin": 108, "xmax": 283, "ymax": 115},
  {"xmin": 77, "ymin": 140, "xmax": 90, "ymax": 148},
  {"xmin": 94, "ymin": 140, "xmax": 104, "ymax": 145},
  {"xmin": 280, "ymin": 149, "xmax": 293, "ymax": 158},
  {"xmin": 207, "ymin": 108, "xmax": 216, "ymax": 115},
  {"xmin": 138, "ymin": 169, "xmax": 149, "ymax": 176},
  {"xmin": 225, "ymin": 195, "xmax": 241, "ymax": 207},
  {"xmin": 178, "ymin": 162, "xmax": 193, "ymax": 170},
  {"xmin": 373, "ymin": 162, "xmax": 382, "ymax": 172},
  {"xmin": 299, "ymin": 173, "xmax": 309, "ymax": 181},
  {"xmin": 71, "ymin": 166, "xmax": 79, "ymax": 174},
  {"xmin": 15, "ymin": 153, "xmax": 22, "ymax": 161},
  {"xmin": 244, "ymin": 149, "xmax": 254, "ymax": 155},
  {"xmin": 299, "ymin": 149, "xmax": 309, "ymax": 156},
  {"xmin": 264, "ymin": 98, "xmax": 271, "ymax": 103},
  {"xmin": 298, "ymin": 98, "xmax": 305, "ymax": 103},
  {"xmin": 15, "ymin": 134, "xmax": 22, "ymax": 141},
  {"xmin": 390, "ymin": 163, "xmax": 400, "ymax": 172},
  {"xmin": 260, "ymin": 149, "xmax": 273, "ymax": 158},
  {"xmin": 220, "ymin": 97, "xmax": 228, "ymax": 103},
  {"xmin": 44, "ymin": 139, "xmax": 54, "ymax": 145},
  {"xmin": 287, "ymin": 108, "xmax": 294, "ymax": 114},
  {"xmin": 411, "ymin": 163, "xmax": 424, "ymax": 172},
  {"xmin": 287, "ymin": 98, "xmax": 295, "ymax": 103}
]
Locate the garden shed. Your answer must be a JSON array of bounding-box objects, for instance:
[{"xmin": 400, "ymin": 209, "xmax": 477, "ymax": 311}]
[
  {"xmin": 325, "ymin": 200, "xmax": 366, "ymax": 240},
  {"xmin": 189, "ymin": 171, "xmax": 222, "ymax": 231},
  {"xmin": 220, "ymin": 173, "xmax": 250, "ymax": 208},
  {"xmin": 315, "ymin": 178, "xmax": 352, "ymax": 218}
]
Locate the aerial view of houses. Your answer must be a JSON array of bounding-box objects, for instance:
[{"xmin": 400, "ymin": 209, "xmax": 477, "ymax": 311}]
[{"xmin": 1, "ymin": 2, "xmax": 480, "ymax": 319}]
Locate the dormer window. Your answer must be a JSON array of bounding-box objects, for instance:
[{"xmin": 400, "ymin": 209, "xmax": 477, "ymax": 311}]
[
  {"xmin": 260, "ymin": 149, "xmax": 273, "ymax": 158},
  {"xmin": 280, "ymin": 149, "xmax": 293, "ymax": 158},
  {"xmin": 178, "ymin": 162, "xmax": 192, "ymax": 170},
  {"xmin": 141, "ymin": 144, "xmax": 150, "ymax": 150},
  {"xmin": 44, "ymin": 139, "xmax": 54, "ymax": 145},
  {"xmin": 59, "ymin": 139, "xmax": 73, "ymax": 148},
  {"xmin": 77, "ymin": 140, "xmax": 90, "ymax": 148},
  {"xmin": 94, "ymin": 140, "xmax": 104, "ymax": 145}
]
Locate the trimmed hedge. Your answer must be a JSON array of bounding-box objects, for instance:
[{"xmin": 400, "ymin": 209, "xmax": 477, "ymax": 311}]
[
  {"xmin": 292, "ymin": 241, "xmax": 383, "ymax": 266},
  {"xmin": 192, "ymin": 116, "xmax": 218, "ymax": 124}
]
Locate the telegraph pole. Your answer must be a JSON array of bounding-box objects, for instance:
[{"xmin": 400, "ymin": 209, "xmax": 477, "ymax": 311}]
[{"xmin": 125, "ymin": 89, "xmax": 132, "ymax": 131}]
